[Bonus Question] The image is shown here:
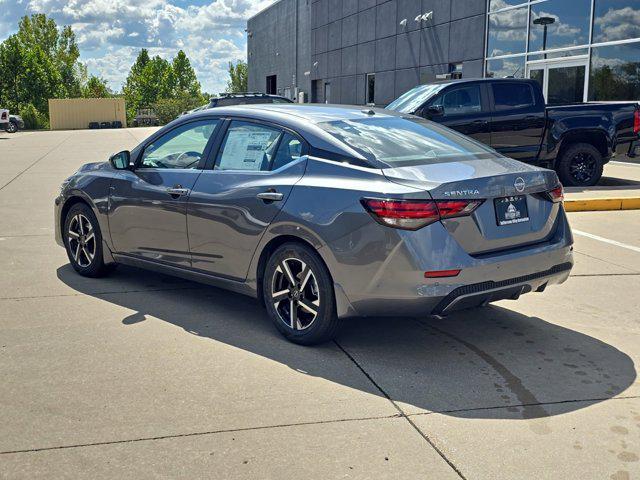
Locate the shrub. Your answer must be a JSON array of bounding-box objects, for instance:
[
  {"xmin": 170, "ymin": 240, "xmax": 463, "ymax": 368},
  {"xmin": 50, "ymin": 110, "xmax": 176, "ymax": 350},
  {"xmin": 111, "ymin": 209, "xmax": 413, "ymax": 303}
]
[
  {"xmin": 152, "ymin": 95, "xmax": 206, "ymax": 125},
  {"xmin": 19, "ymin": 103, "xmax": 49, "ymax": 130}
]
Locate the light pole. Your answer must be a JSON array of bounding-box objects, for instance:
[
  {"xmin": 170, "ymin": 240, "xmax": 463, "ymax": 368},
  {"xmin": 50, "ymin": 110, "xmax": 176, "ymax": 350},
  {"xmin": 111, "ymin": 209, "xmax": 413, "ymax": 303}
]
[{"xmin": 533, "ymin": 16, "xmax": 555, "ymax": 59}]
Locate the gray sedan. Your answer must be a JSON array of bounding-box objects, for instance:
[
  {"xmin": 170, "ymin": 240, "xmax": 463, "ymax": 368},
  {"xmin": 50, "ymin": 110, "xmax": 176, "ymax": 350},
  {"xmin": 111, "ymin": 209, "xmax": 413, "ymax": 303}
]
[{"xmin": 55, "ymin": 105, "xmax": 573, "ymax": 345}]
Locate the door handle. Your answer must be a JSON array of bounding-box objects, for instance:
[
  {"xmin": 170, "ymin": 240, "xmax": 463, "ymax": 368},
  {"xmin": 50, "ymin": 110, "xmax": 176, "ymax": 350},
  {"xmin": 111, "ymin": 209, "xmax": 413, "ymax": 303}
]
[
  {"xmin": 256, "ymin": 191, "xmax": 284, "ymax": 202},
  {"xmin": 166, "ymin": 187, "xmax": 190, "ymax": 197}
]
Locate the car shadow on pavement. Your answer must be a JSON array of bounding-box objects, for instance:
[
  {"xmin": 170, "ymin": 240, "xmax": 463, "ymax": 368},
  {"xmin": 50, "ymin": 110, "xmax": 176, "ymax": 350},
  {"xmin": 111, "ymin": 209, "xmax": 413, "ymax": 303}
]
[{"xmin": 57, "ymin": 264, "xmax": 636, "ymax": 421}]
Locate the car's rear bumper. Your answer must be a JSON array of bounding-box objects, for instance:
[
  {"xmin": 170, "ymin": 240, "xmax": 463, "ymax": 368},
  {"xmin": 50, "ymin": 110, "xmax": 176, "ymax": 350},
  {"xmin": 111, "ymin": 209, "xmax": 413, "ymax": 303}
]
[{"xmin": 324, "ymin": 208, "xmax": 574, "ymax": 319}]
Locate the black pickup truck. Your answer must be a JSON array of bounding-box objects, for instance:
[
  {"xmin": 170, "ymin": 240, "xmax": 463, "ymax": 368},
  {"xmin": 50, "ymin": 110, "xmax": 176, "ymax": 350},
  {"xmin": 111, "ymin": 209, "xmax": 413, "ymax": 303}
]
[{"xmin": 386, "ymin": 78, "xmax": 640, "ymax": 186}]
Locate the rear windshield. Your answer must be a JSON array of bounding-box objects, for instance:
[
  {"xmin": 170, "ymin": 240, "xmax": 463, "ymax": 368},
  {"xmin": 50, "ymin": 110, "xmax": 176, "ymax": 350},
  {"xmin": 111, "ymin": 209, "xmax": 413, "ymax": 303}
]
[{"xmin": 318, "ymin": 116, "xmax": 498, "ymax": 167}]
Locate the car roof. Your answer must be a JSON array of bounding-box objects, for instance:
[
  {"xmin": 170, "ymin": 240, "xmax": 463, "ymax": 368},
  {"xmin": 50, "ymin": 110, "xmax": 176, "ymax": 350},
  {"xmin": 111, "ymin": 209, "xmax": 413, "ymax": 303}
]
[
  {"xmin": 424, "ymin": 77, "xmax": 536, "ymax": 87},
  {"xmin": 211, "ymin": 92, "xmax": 289, "ymax": 100},
  {"xmin": 186, "ymin": 103, "xmax": 406, "ymax": 125}
]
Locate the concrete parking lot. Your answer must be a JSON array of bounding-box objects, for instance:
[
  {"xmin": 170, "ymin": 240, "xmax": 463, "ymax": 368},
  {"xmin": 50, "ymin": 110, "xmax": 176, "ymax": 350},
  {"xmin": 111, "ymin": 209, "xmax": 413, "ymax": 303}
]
[{"xmin": 1, "ymin": 128, "xmax": 639, "ymax": 479}]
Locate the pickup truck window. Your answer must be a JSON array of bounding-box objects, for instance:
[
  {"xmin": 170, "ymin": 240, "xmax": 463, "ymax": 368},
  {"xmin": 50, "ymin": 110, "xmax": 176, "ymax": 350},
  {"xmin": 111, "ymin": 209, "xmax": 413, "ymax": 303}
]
[
  {"xmin": 433, "ymin": 86, "xmax": 482, "ymax": 116},
  {"xmin": 492, "ymin": 83, "xmax": 534, "ymax": 111}
]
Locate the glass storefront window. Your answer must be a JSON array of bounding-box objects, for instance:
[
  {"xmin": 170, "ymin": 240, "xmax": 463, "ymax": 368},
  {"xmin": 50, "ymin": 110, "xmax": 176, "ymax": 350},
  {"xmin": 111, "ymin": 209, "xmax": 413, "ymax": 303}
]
[
  {"xmin": 529, "ymin": 0, "xmax": 591, "ymax": 52},
  {"xmin": 527, "ymin": 49, "xmax": 589, "ymax": 62},
  {"xmin": 486, "ymin": 56, "xmax": 526, "ymax": 78},
  {"xmin": 489, "ymin": 0, "xmax": 527, "ymax": 12},
  {"xmin": 589, "ymin": 42, "xmax": 640, "ymax": 100},
  {"xmin": 487, "ymin": 7, "xmax": 528, "ymax": 57},
  {"xmin": 593, "ymin": 0, "xmax": 640, "ymax": 43}
]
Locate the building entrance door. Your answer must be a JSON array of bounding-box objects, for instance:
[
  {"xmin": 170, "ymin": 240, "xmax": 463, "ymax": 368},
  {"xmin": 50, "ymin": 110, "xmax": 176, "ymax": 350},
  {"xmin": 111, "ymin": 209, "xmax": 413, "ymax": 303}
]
[{"xmin": 526, "ymin": 58, "xmax": 588, "ymax": 105}]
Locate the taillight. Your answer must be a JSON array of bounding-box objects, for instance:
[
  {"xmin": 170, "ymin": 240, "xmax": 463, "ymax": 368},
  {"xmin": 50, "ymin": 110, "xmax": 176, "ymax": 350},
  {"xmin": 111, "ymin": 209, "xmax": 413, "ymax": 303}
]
[
  {"xmin": 634, "ymin": 109, "xmax": 640, "ymax": 135},
  {"xmin": 0, "ymin": 112, "xmax": 6, "ymax": 120},
  {"xmin": 361, "ymin": 198, "xmax": 482, "ymax": 230},
  {"xmin": 546, "ymin": 185, "xmax": 564, "ymax": 203}
]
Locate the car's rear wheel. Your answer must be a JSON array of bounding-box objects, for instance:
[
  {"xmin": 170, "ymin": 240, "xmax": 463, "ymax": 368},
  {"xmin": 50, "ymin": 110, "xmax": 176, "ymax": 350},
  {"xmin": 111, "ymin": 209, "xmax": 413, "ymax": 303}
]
[
  {"xmin": 557, "ymin": 143, "xmax": 603, "ymax": 187},
  {"xmin": 6, "ymin": 121, "xmax": 17, "ymax": 133},
  {"xmin": 64, "ymin": 203, "xmax": 112, "ymax": 277},
  {"xmin": 263, "ymin": 243, "xmax": 339, "ymax": 345}
]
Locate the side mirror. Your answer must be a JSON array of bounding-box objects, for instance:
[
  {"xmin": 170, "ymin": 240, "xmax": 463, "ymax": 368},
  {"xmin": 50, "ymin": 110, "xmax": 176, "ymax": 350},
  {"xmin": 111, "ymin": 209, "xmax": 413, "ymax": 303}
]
[
  {"xmin": 109, "ymin": 150, "xmax": 131, "ymax": 170},
  {"xmin": 427, "ymin": 105, "xmax": 444, "ymax": 117}
]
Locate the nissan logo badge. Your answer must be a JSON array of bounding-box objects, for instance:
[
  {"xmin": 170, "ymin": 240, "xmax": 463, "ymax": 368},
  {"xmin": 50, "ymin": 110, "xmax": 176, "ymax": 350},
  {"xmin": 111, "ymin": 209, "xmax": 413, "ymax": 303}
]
[{"xmin": 514, "ymin": 177, "xmax": 526, "ymax": 193}]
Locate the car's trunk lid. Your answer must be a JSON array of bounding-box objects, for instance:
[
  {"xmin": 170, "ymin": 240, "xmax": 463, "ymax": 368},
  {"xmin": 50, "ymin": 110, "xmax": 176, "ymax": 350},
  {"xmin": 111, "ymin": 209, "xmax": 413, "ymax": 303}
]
[{"xmin": 383, "ymin": 157, "xmax": 562, "ymax": 255}]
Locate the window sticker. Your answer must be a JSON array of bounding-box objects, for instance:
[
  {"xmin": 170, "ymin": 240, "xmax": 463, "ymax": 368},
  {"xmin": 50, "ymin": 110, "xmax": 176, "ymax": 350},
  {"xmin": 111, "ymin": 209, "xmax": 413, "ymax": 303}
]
[{"xmin": 219, "ymin": 130, "xmax": 278, "ymax": 170}]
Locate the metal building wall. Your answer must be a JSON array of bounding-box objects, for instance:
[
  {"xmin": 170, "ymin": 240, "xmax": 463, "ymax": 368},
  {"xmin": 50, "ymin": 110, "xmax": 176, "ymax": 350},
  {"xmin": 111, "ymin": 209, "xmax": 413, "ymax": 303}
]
[
  {"xmin": 310, "ymin": 0, "xmax": 487, "ymax": 105},
  {"xmin": 247, "ymin": 0, "xmax": 312, "ymax": 101},
  {"xmin": 48, "ymin": 98, "xmax": 127, "ymax": 130}
]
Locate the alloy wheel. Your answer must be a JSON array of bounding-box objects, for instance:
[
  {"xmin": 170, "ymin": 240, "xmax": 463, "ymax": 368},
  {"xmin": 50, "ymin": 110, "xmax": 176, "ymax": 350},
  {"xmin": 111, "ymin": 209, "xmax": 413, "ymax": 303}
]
[
  {"xmin": 569, "ymin": 152, "xmax": 597, "ymax": 184},
  {"xmin": 67, "ymin": 213, "xmax": 96, "ymax": 268},
  {"xmin": 271, "ymin": 258, "xmax": 320, "ymax": 331},
  {"xmin": 6, "ymin": 122, "xmax": 16, "ymax": 133}
]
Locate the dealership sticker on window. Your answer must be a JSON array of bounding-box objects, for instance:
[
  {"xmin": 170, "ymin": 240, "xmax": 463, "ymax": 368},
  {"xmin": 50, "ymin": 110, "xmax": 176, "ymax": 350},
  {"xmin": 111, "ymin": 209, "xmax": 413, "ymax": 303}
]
[{"xmin": 220, "ymin": 131, "xmax": 277, "ymax": 170}]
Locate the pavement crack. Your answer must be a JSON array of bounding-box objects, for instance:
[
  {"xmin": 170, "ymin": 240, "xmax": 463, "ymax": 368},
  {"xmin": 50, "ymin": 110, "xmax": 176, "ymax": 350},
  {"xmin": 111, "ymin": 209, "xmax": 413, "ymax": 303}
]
[
  {"xmin": 0, "ymin": 414, "xmax": 402, "ymax": 456},
  {"xmin": 333, "ymin": 340, "xmax": 468, "ymax": 480},
  {"xmin": 426, "ymin": 323, "xmax": 549, "ymax": 420},
  {"xmin": 0, "ymin": 133, "xmax": 73, "ymax": 191},
  {"xmin": 407, "ymin": 394, "xmax": 640, "ymax": 417}
]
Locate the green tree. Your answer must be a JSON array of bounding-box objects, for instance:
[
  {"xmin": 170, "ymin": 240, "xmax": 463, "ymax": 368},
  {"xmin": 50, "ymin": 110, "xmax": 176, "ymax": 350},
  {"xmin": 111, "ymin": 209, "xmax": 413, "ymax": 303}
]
[
  {"xmin": 172, "ymin": 50, "xmax": 201, "ymax": 97},
  {"xmin": 83, "ymin": 75, "xmax": 111, "ymax": 98},
  {"xmin": 226, "ymin": 60, "xmax": 248, "ymax": 93},
  {"xmin": 0, "ymin": 13, "xmax": 85, "ymax": 121},
  {"xmin": 124, "ymin": 49, "xmax": 204, "ymax": 124},
  {"xmin": 0, "ymin": 36, "xmax": 24, "ymax": 111}
]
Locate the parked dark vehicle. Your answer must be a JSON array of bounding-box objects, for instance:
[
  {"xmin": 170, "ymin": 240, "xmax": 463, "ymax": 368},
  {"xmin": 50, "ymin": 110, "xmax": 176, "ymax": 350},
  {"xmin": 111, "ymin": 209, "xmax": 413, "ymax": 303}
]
[
  {"xmin": 132, "ymin": 108, "xmax": 160, "ymax": 127},
  {"xmin": 55, "ymin": 105, "xmax": 573, "ymax": 345},
  {"xmin": 181, "ymin": 93, "xmax": 293, "ymax": 116},
  {"xmin": 386, "ymin": 78, "xmax": 640, "ymax": 186}
]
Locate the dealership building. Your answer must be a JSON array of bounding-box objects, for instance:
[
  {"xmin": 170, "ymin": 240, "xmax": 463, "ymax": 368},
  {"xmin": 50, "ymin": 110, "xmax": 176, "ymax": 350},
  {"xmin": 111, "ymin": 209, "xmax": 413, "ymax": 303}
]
[{"xmin": 247, "ymin": 0, "xmax": 640, "ymax": 106}]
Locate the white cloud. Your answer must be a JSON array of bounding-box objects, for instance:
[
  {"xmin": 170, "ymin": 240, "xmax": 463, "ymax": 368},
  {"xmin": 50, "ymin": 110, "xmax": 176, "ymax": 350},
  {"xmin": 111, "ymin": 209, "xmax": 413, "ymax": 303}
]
[
  {"xmin": 594, "ymin": 6, "xmax": 640, "ymax": 43},
  {"xmin": 0, "ymin": 0, "xmax": 272, "ymax": 93}
]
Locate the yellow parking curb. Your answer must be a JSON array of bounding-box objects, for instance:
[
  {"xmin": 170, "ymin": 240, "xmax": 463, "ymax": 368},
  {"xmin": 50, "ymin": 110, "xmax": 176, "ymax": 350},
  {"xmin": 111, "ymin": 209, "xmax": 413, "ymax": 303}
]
[{"xmin": 564, "ymin": 197, "xmax": 640, "ymax": 212}]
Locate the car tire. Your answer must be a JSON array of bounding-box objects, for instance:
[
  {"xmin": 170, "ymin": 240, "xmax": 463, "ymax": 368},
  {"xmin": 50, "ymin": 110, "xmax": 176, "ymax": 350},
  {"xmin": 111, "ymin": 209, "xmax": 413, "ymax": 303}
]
[
  {"xmin": 263, "ymin": 243, "xmax": 339, "ymax": 345},
  {"xmin": 556, "ymin": 143, "xmax": 603, "ymax": 187},
  {"xmin": 63, "ymin": 203, "xmax": 112, "ymax": 277},
  {"xmin": 6, "ymin": 121, "xmax": 17, "ymax": 133}
]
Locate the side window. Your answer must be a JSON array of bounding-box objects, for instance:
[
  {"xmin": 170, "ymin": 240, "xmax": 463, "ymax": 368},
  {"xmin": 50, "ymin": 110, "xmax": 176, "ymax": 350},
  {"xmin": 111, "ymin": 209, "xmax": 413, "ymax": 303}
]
[
  {"xmin": 271, "ymin": 133, "xmax": 303, "ymax": 170},
  {"xmin": 441, "ymin": 86, "xmax": 482, "ymax": 115},
  {"xmin": 492, "ymin": 83, "xmax": 534, "ymax": 111},
  {"xmin": 216, "ymin": 121, "xmax": 283, "ymax": 172},
  {"xmin": 140, "ymin": 120, "xmax": 218, "ymax": 169}
]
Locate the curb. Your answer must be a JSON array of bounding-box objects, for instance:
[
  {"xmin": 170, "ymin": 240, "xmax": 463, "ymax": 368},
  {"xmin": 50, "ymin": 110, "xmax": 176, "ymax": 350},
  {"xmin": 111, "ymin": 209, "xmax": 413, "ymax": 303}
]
[{"xmin": 564, "ymin": 197, "xmax": 640, "ymax": 212}]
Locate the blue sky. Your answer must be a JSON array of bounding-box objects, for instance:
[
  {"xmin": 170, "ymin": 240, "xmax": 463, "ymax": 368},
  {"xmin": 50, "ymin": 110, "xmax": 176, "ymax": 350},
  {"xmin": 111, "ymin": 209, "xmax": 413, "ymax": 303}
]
[{"xmin": 0, "ymin": 0, "xmax": 274, "ymax": 93}]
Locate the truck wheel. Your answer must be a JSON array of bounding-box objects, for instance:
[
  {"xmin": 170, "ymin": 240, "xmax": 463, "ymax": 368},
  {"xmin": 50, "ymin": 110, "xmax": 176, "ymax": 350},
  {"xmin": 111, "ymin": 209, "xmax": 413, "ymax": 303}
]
[
  {"xmin": 557, "ymin": 143, "xmax": 603, "ymax": 187},
  {"xmin": 6, "ymin": 121, "xmax": 17, "ymax": 133}
]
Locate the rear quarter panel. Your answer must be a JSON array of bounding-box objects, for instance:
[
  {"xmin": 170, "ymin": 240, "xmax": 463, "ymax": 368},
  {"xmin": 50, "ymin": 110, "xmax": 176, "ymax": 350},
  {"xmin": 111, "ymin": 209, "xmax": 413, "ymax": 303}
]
[{"xmin": 245, "ymin": 157, "xmax": 426, "ymax": 296}]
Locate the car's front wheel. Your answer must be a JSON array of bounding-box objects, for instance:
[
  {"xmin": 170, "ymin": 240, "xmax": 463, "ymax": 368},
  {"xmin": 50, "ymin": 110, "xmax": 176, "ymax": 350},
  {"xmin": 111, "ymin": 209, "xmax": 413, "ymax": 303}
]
[
  {"xmin": 63, "ymin": 203, "xmax": 112, "ymax": 277},
  {"xmin": 263, "ymin": 243, "xmax": 339, "ymax": 345}
]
